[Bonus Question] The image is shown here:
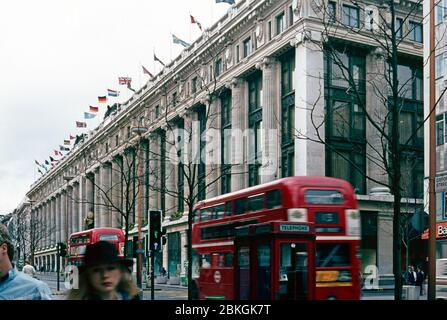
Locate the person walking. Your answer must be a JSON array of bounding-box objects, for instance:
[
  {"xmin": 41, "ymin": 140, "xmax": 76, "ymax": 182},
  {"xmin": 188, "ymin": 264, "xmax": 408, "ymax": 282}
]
[
  {"xmin": 404, "ymin": 265, "xmax": 417, "ymax": 285},
  {"xmin": 0, "ymin": 225, "xmax": 52, "ymax": 300},
  {"xmin": 67, "ymin": 241, "xmax": 140, "ymax": 300},
  {"xmin": 416, "ymin": 265, "xmax": 426, "ymax": 295},
  {"xmin": 22, "ymin": 261, "xmax": 37, "ymax": 278}
]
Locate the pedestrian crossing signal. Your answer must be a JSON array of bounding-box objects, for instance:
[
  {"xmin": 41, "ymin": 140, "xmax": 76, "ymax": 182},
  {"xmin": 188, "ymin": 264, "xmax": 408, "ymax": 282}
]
[
  {"xmin": 57, "ymin": 242, "xmax": 67, "ymax": 257},
  {"xmin": 149, "ymin": 210, "xmax": 162, "ymax": 251}
]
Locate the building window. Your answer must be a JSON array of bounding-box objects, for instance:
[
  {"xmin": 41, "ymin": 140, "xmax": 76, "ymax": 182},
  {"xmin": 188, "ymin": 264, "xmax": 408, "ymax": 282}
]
[
  {"xmin": 172, "ymin": 92, "xmax": 178, "ymax": 108},
  {"xmin": 127, "ymin": 126, "xmax": 131, "ymax": 138},
  {"xmin": 328, "ymin": 1, "xmax": 337, "ymax": 23},
  {"xmin": 248, "ymin": 72, "xmax": 263, "ymax": 187},
  {"xmin": 326, "ymin": 46, "xmax": 367, "ymax": 194},
  {"xmin": 280, "ymin": 51, "xmax": 296, "ymax": 178},
  {"xmin": 243, "ymin": 37, "xmax": 252, "ymax": 58},
  {"xmin": 437, "ymin": 114, "xmax": 444, "ymax": 146},
  {"xmin": 221, "ymin": 90, "xmax": 232, "ymax": 194},
  {"xmin": 342, "ymin": 5, "xmax": 359, "ymax": 28},
  {"xmin": 436, "ymin": 55, "xmax": 444, "ymax": 79},
  {"xmin": 396, "ymin": 18, "xmax": 403, "ymax": 38},
  {"xmin": 276, "ymin": 12, "xmax": 285, "ymax": 35},
  {"xmin": 215, "ymin": 58, "xmax": 222, "ymax": 78},
  {"xmin": 268, "ymin": 21, "xmax": 272, "ymax": 40},
  {"xmin": 397, "ymin": 64, "xmax": 423, "ymax": 101},
  {"xmin": 155, "ymin": 105, "xmax": 160, "ymax": 119},
  {"xmin": 409, "ymin": 21, "xmax": 422, "ymax": 42},
  {"xmin": 105, "ymin": 142, "xmax": 109, "ymax": 154},
  {"xmin": 192, "ymin": 77, "xmax": 198, "ymax": 94},
  {"xmin": 289, "ymin": 6, "xmax": 294, "ymax": 26},
  {"xmin": 236, "ymin": 45, "xmax": 240, "ymax": 63},
  {"xmin": 115, "ymin": 135, "xmax": 119, "ymax": 147}
]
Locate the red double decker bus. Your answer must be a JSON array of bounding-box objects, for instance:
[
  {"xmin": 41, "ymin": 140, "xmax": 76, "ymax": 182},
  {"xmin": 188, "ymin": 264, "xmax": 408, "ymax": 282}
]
[
  {"xmin": 68, "ymin": 228, "xmax": 125, "ymax": 266},
  {"xmin": 191, "ymin": 176, "xmax": 361, "ymax": 300}
]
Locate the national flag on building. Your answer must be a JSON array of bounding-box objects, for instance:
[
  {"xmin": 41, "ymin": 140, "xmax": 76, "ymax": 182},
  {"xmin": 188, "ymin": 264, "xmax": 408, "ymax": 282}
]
[
  {"xmin": 127, "ymin": 81, "xmax": 136, "ymax": 92},
  {"xmin": 90, "ymin": 106, "xmax": 99, "ymax": 113},
  {"xmin": 38, "ymin": 168, "xmax": 43, "ymax": 175},
  {"xmin": 172, "ymin": 34, "xmax": 190, "ymax": 48},
  {"xmin": 45, "ymin": 160, "xmax": 50, "ymax": 165},
  {"xmin": 142, "ymin": 65, "xmax": 155, "ymax": 79},
  {"xmin": 60, "ymin": 145, "xmax": 70, "ymax": 152},
  {"xmin": 84, "ymin": 112, "xmax": 96, "ymax": 119},
  {"xmin": 98, "ymin": 96, "xmax": 107, "ymax": 103},
  {"xmin": 119, "ymin": 77, "xmax": 132, "ymax": 85},
  {"xmin": 216, "ymin": 0, "xmax": 235, "ymax": 4},
  {"xmin": 54, "ymin": 150, "xmax": 63, "ymax": 157},
  {"xmin": 64, "ymin": 140, "xmax": 70, "ymax": 145},
  {"xmin": 76, "ymin": 121, "xmax": 87, "ymax": 128},
  {"xmin": 190, "ymin": 15, "xmax": 203, "ymax": 31},
  {"xmin": 49, "ymin": 156, "xmax": 56, "ymax": 162},
  {"xmin": 107, "ymin": 89, "xmax": 119, "ymax": 97},
  {"xmin": 35, "ymin": 160, "xmax": 41, "ymax": 167},
  {"xmin": 154, "ymin": 53, "xmax": 166, "ymax": 67},
  {"xmin": 70, "ymin": 134, "xmax": 76, "ymax": 140}
]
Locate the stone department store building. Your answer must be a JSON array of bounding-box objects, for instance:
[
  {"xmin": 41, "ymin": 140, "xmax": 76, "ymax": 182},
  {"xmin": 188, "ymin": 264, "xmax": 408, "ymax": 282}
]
[{"xmin": 26, "ymin": 0, "xmax": 424, "ymax": 287}]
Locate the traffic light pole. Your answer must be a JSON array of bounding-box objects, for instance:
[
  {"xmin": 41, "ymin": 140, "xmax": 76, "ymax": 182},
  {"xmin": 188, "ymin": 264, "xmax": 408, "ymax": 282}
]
[
  {"xmin": 56, "ymin": 245, "xmax": 60, "ymax": 292},
  {"xmin": 151, "ymin": 249, "xmax": 155, "ymax": 300}
]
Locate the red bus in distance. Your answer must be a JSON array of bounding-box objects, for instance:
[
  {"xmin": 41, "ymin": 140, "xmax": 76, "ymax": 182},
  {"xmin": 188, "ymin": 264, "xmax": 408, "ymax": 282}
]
[
  {"xmin": 191, "ymin": 176, "xmax": 361, "ymax": 300},
  {"xmin": 68, "ymin": 228, "xmax": 125, "ymax": 266}
]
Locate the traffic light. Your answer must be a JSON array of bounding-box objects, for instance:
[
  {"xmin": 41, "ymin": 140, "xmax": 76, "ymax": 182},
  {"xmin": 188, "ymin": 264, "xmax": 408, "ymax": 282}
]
[
  {"xmin": 57, "ymin": 242, "xmax": 67, "ymax": 257},
  {"xmin": 149, "ymin": 210, "xmax": 162, "ymax": 251}
]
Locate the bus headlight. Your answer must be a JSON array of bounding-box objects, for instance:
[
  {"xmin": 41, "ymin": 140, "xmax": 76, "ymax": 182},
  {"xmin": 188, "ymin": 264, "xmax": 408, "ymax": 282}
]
[
  {"xmin": 346, "ymin": 209, "xmax": 361, "ymax": 236},
  {"xmin": 287, "ymin": 208, "xmax": 308, "ymax": 222}
]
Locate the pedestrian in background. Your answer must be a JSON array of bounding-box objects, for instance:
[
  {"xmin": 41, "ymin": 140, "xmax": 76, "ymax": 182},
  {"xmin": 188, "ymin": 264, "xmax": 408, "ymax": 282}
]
[
  {"xmin": 416, "ymin": 265, "xmax": 426, "ymax": 295},
  {"xmin": 22, "ymin": 261, "xmax": 37, "ymax": 278},
  {"xmin": 404, "ymin": 265, "xmax": 417, "ymax": 285},
  {"xmin": 67, "ymin": 241, "xmax": 140, "ymax": 300},
  {"xmin": 0, "ymin": 224, "xmax": 52, "ymax": 300}
]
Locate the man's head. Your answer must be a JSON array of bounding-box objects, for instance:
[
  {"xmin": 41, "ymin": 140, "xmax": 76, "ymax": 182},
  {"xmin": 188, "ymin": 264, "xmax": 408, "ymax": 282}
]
[{"xmin": 0, "ymin": 224, "xmax": 14, "ymax": 262}]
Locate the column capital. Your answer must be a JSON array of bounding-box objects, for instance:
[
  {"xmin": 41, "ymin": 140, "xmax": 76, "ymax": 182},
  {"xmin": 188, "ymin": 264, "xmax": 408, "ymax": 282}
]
[
  {"xmin": 290, "ymin": 29, "xmax": 322, "ymax": 47},
  {"xmin": 255, "ymin": 56, "xmax": 277, "ymax": 70},
  {"xmin": 228, "ymin": 77, "xmax": 243, "ymax": 89}
]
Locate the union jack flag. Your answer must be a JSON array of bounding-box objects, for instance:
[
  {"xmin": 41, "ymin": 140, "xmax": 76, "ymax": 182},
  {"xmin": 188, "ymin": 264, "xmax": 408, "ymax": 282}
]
[{"xmin": 118, "ymin": 77, "xmax": 132, "ymax": 85}]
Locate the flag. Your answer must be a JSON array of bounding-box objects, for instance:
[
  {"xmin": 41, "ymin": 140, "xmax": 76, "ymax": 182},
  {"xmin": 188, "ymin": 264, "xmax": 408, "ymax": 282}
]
[
  {"xmin": 107, "ymin": 89, "xmax": 119, "ymax": 97},
  {"xmin": 190, "ymin": 15, "xmax": 203, "ymax": 31},
  {"xmin": 64, "ymin": 140, "xmax": 70, "ymax": 145},
  {"xmin": 142, "ymin": 65, "xmax": 155, "ymax": 79},
  {"xmin": 154, "ymin": 53, "xmax": 166, "ymax": 67},
  {"xmin": 216, "ymin": 0, "xmax": 235, "ymax": 4},
  {"xmin": 49, "ymin": 156, "xmax": 55, "ymax": 162},
  {"xmin": 119, "ymin": 77, "xmax": 132, "ymax": 85},
  {"xmin": 54, "ymin": 150, "xmax": 63, "ymax": 157},
  {"xmin": 84, "ymin": 112, "xmax": 96, "ymax": 119},
  {"xmin": 98, "ymin": 96, "xmax": 107, "ymax": 103},
  {"xmin": 70, "ymin": 134, "xmax": 76, "ymax": 140},
  {"xmin": 45, "ymin": 160, "xmax": 50, "ymax": 165},
  {"xmin": 172, "ymin": 34, "xmax": 190, "ymax": 47},
  {"xmin": 60, "ymin": 145, "xmax": 70, "ymax": 152},
  {"xmin": 90, "ymin": 106, "xmax": 99, "ymax": 113},
  {"xmin": 76, "ymin": 121, "xmax": 87, "ymax": 128},
  {"xmin": 38, "ymin": 168, "xmax": 43, "ymax": 175},
  {"xmin": 35, "ymin": 160, "xmax": 41, "ymax": 167}
]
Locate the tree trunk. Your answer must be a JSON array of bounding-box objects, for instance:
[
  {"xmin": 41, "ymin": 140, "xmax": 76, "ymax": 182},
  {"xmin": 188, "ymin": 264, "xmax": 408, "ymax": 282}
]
[{"xmin": 187, "ymin": 205, "xmax": 193, "ymax": 300}]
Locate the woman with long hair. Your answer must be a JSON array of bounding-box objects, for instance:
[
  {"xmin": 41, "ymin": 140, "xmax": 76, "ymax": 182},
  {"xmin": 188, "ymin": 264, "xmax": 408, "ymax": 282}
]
[{"xmin": 67, "ymin": 241, "xmax": 140, "ymax": 300}]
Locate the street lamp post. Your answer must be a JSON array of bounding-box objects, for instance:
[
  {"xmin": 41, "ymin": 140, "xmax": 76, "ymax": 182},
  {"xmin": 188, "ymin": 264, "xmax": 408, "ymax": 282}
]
[
  {"xmin": 62, "ymin": 175, "xmax": 74, "ymax": 291},
  {"xmin": 131, "ymin": 122, "xmax": 148, "ymax": 297}
]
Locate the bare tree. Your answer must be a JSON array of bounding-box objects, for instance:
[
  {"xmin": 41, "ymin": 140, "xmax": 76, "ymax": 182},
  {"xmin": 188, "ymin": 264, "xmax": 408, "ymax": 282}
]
[{"xmin": 294, "ymin": 0, "xmax": 446, "ymax": 299}]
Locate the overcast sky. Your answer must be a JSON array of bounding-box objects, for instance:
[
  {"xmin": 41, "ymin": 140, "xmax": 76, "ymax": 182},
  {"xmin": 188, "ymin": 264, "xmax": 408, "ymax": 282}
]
[{"xmin": 0, "ymin": 0, "xmax": 235, "ymax": 213}]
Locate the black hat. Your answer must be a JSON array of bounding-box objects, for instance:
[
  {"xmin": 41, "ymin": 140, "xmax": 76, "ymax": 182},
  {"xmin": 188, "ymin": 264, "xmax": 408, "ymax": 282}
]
[{"xmin": 80, "ymin": 241, "xmax": 133, "ymax": 272}]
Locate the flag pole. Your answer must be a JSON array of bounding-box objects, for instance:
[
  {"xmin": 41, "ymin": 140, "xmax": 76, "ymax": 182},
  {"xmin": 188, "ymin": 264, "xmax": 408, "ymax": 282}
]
[{"xmin": 170, "ymin": 30, "xmax": 173, "ymax": 61}]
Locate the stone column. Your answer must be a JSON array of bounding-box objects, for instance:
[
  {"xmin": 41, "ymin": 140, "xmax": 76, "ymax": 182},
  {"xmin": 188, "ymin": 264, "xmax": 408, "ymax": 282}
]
[
  {"xmin": 205, "ymin": 97, "xmax": 220, "ymax": 198},
  {"xmin": 165, "ymin": 125, "xmax": 177, "ymax": 215},
  {"xmin": 258, "ymin": 57, "xmax": 280, "ymax": 183},
  {"xmin": 43, "ymin": 202, "xmax": 48, "ymax": 248},
  {"xmin": 51, "ymin": 197, "xmax": 56, "ymax": 247},
  {"xmin": 111, "ymin": 156, "xmax": 122, "ymax": 228},
  {"xmin": 163, "ymin": 234, "xmax": 169, "ymax": 272},
  {"xmin": 70, "ymin": 186, "xmax": 75, "ymax": 237},
  {"xmin": 231, "ymin": 78, "xmax": 248, "ymax": 192},
  {"xmin": 100, "ymin": 164, "xmax": 111, "ymax": 227},
  {"xmin": 377, "ymin": 211, "xmax": 394, "ymax": 288},
  {"xmin": 55, "ymin": 194, "xmax": 61, "ymax": 244},
  {"xmin": 86, "ymin": 173, "xmax": 95, "ymax": 228},
  {"xmin": 180, "ymin": 231, "xmax": 188, "ymax": 278},
  {"xmin": 72, "ymin": 182, "xmax": 80, "ymax": 233},
  {"xmin": 149, "ymin": 134, "xmax": 160, "ymax": 211},
  {"xmin": 94, "ymin": 168, "xmax": 101, "ymax": 228},
  {"xmin": 365, "ymin": 48, "xmax": 389, "ymax": 192},
  {"xmin": 61, "ymin": 191, "xmax": 67, "ymax": 244},
  {"xmin": 293, "ymin": 31, "xmax": 325, "ymax": 176}
]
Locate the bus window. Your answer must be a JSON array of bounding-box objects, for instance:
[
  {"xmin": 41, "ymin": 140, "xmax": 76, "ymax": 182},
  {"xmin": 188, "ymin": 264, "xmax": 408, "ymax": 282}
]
[
  {"xmin": 193, "ymin": 210, "xmax": 200, "ymax": 223},
  {"xmin": 316, "ymin": 243, "xmax": 350, "ymax": 267},
  {"xmin": 237, "ymin": 247, "xmax": 250, "ymax": 299},
  {"xmin": 304, "ymin": 190, "xmax": 344, "ymax": 205},
  {"xmin": 234, "ymin": 198, "xmax": 247, "ymax": 215},
  {"xmin": 201, "ymin": 208, "xmax": 214, "ymax": 221},
  {"xmin": 214, "ymin": 204, "xmax": 226, "ymax": 219},
  {"xmin": 99, "ymin": 234, "xmax": 119, "ymax": 241},
  {"xmin": 247, "ymin": 195, "xmax": 264, "ymax": 212},
  {"xmin": 201, "ymin": 254, "xmax": 211, "ymax": 269},
  {"xmin": 215, "ymin": 252, "xmax": 234, "ymax": 267},
  {"xmin": 225, "ymin": 202, "xmax": 233, "ymax": 216},
  {"xmin": 266, "ymin": 190, "xmax": 282, "ymax": 209}
]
